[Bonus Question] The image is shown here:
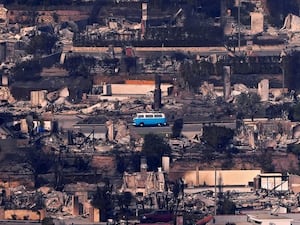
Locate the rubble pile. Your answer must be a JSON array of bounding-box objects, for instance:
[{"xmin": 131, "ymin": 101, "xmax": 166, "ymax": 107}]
[
  {"xmin": 182, "ymin": 189, "xmax": 300, "ymax": 215},
  {"xmin": 235, "ymin": 119, "xmax": 296, "ymax": 151},
  {"xmin": 0, "ymin": 86, "xmax": 15, "ymax": 103},
  {"xmin": 230, "ymin": 190, "xmax": 300, "ymax": 212},
  {"xmin": 44, "ymin": 190, "xmax": 70, "ymax": 214},
  {"xmin": 184, "ymin": 192, "xmax": 212, "ymax": 214},
  {"xmin": 81, "ymin": 101, "xmax": 117, "ymax": 114},
  {"xmin": 232, "ymin": 83, "xmax": 249, "ymax": 96},
  {"xmin": 7, "ymin": 185, "xmax": 73, "ymax": 215},
  {"xmin": 199, "ymin": 82, "xmax": 217, "ymax": 99},
  {"xmin": 115, "ymin": 120, "xmax": 131, "ymax": 145}
]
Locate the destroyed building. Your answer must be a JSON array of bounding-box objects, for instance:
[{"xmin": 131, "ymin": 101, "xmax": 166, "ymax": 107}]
[
  {"xmin": 281, "ymin": 13, "xmax": 300, "ymax": 32},
  {"xmin": 2, "ymin": 1, "xmax": 300, "ymax": 224},
  {"xmin": 121, "ymin": 158, "xmax": 165, "ymax": 196},
  {"xmin": 235, "ymin": 119, "xmax": 299, "ymax": 150}
]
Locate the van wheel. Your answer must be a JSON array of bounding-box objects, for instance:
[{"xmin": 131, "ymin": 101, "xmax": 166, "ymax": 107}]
[
  {"xmin": 157, "ymin": 123, "xmax": 162, "ymax": 127},
  {"xmin": 139, "ymin": 123, "xmax": 144, "ymax": 127}
]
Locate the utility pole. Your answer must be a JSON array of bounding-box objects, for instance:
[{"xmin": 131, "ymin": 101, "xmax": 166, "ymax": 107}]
[
  {"xmin": 214, "ymin": 168, "xmax": 217, "ymax": 217},
  {"xmin": 238, "ymin": 0, "xmax": 241, "ymax": 54},
  {"xmin": 282, "ymin": 64, "xmax": 285, "ymax": 95},
  {"xmin": 280, "ymin": 50, "xmax": 287, "ymax": 96}
]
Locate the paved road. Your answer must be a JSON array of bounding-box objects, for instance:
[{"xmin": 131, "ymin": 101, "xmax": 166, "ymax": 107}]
[
  {"xmin": 67, "ymin": 45, "xmax": 286, "ymax": 57},
  {"xmin": 72, "ymin": 122, "xmax": 236, "ymax": 135},
  {"xmin": 53, "ymin": 114, "xmax": 236, "ymax": 135}
]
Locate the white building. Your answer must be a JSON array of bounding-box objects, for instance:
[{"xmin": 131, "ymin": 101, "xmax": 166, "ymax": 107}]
[
  {"xmin": 259, "ymin": 173, "xmax": 289, "ymax": 192},
  {"xmin": 214, "ymin": 213, "xmax": 294, "ymax": 225},
  {"xmin": 247, "ymin": 214, "xmax": 293, "ymax": 225}
]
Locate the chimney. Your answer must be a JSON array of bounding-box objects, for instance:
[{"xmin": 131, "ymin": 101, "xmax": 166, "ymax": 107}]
[
  {"xmin": 141, "ymin": 2, "xmax": 148, "ymax": 38},
  {"xmin": 223, "ymin": 66, "xmax": 231, "ymax": 101},
  {"xmin": 140, "ymin": 157, "xmax": 148, "ymax": 173},
  {"xmin": 72, "ymin": 195, "xmax": 79, "ymax": 216},
  {"xmin": 154, "ymin": 74, "xmax": 162, "ymax": 111},
  {"xmin": 162, "ymin": 156, "xmax": 170, "ymax": 173}
]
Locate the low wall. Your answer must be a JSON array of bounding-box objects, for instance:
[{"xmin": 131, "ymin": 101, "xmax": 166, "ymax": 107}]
[
  {"xmin": 171, "ymin": 169, "xmax": 261, "ymax": 187},
  {"xmin": 3, "ymin": 209, "xmax": 45, "ymax": 221}
]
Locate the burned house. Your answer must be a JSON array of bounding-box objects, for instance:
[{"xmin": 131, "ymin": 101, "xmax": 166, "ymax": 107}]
[
  {"xmin": 121, "ymin": 159, "xmax": 165, "ymax": 196},
  {"xmin": 235, "ymin": 119, "xmax": 299, "ymax": 150}
]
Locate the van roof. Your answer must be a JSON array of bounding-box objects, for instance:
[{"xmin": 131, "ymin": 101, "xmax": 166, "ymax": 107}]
[{"xmin": 137, "ymin": 112, "xmax": 164, "ymax": 114}]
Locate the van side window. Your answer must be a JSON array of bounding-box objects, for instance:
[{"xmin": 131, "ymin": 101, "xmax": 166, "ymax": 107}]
[
  {"xmin": 138, "ymin": 115, "xmax": 144, "ymax": 118},
  {"xmin": 154, "ymin": 114, "xmax": 162, "ymax": 117},
  {"xmin": 145, "ymin": 114, "xmax": 154, "ymax": 118}
]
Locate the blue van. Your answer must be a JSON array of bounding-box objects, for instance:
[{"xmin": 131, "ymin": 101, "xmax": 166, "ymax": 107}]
[{"xmin": 133, "ymin": 112, "xmax": 167, "ymax": 127}]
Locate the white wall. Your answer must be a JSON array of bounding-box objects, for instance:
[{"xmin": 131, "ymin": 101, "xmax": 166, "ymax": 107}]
[{"xmin": 111, "ymin": 84, "xmax": 172, "ymax": 96}]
